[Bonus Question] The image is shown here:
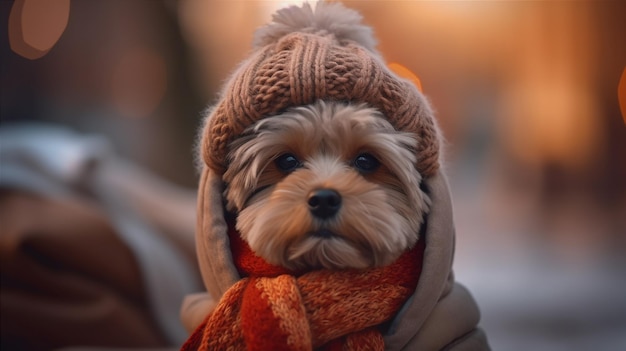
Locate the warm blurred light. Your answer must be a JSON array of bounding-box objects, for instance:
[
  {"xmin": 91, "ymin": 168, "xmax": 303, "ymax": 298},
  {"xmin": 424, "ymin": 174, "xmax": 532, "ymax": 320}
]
[
  {"xmin": 617, "ymin": 67, "xmax": 626, "ymax": 124},
  {"xmin": 109, "ymin": 47, "xmax": 168, "ymax": 119},
  {"xmin": 502, "ymin": 84, "xmax": 600, "ymax": 170},
  {"xmin": 261, "ymin": 0, "xmax": 310, "ymax": 16},
  {"xmin": 388, "ymin": 62, "xmax": 423, "ymax": 92},
  {"xmin": 181, "ymin": 1, "xmax": 372, "ymax": 97},
  {"xmin": 178, "ymin": 0, "xmax": 274, "ymax": 95},
  {"xmin": 496, "ymin": 3, "xmax": 603, "ymax": 171},
  {"xmin": 8, "ymin": 0, "xmax": 70, "ymax": 60}
]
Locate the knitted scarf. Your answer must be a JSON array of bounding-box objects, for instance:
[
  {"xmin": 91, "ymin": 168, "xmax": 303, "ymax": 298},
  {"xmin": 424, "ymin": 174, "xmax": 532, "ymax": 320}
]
[{"xmin": 181, "ymin": 224, "xmax": 424, "ymax": 351}]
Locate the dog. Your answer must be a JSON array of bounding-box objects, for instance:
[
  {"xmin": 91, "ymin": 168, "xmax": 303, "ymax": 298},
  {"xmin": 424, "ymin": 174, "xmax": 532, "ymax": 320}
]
[
  {"xmin": 182, "ymin": 4, "xmax": 488, "ymax": 350},
  {"xmin": 222, "ymin": 100, "xmax": 430, "ymax": 271}
]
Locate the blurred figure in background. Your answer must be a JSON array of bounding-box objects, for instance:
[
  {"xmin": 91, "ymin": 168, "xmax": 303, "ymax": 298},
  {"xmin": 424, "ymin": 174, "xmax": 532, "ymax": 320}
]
[
  {"xmin": 2, "ymin": 0, "xmax": 203, "ymax": 349},
  {"xmin": 0, "ymin": 124, "xmax": 200, "ymax": 349},
  {"xmin": 1, "ymin": 0, "xmax": 625, "ymax": 350}
]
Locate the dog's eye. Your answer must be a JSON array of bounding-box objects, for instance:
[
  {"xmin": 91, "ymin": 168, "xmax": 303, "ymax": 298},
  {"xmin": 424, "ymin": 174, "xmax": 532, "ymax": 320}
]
[
  {"xmin": 353, "ymin": 153, "xmax": 380, "ymax": 173},
  {"xmin": 275, "ymin": 153, "xmax": 301, "ymax": 173}
]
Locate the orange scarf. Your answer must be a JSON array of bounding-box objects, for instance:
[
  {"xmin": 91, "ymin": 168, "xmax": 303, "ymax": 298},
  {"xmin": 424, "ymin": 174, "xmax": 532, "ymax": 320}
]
[{"xmin": 181, "ymin": 224, "xmax": 424, "ymax": 351}]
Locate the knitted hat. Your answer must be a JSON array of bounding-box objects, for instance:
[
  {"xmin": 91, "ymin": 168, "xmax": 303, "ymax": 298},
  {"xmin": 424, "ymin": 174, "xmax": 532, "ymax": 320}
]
[{"xmin": 200, "ymin": 2, "xmax": 440, "ymax": 177}]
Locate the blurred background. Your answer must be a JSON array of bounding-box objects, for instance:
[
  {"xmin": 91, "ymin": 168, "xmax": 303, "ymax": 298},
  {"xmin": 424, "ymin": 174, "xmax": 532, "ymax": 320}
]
[{"xmin": 1, "ymin": 0, "xmax": 625, "ymax": 350}]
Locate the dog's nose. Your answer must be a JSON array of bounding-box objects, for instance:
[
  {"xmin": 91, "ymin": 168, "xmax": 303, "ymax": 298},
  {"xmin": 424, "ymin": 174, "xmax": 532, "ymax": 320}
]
[{"xmin": 308, "ymin": 189, "xmax": 342, "ymax": 219}]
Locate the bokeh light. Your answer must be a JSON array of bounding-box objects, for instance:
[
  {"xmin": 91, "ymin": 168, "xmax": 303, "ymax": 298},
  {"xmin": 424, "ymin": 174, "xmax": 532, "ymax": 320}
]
[
  {"xmin": 8, "ymin": 0, "xmax": 70, "ymax": 60},
  {"xmin": 388, "ymin": 62, "xmax": 423, "ymax": 92},
  {"xmin": 617, "ymin": 67, "xmax": 626, "ymax": 124}
]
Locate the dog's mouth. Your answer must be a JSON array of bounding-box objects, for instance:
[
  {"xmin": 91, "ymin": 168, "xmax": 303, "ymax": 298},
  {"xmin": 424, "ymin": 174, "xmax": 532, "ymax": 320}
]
[{"xmin": 309, "ymin": 229, "xmax": 337, "ymax": 239}]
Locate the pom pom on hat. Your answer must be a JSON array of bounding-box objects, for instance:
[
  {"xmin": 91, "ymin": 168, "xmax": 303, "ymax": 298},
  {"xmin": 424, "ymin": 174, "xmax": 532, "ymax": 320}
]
[{"xmin": 253, "ymin": 2, "xmax": 377, "ymax": 54}]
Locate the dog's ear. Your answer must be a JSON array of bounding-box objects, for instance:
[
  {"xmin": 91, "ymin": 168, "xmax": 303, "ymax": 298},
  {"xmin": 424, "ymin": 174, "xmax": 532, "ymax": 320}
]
[{"xmin": 253, "ymin": 2, "xmax": 378, "ymax": 54}]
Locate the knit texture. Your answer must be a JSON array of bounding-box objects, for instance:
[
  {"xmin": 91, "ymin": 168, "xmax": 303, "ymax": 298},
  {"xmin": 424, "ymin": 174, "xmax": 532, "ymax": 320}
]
[
  {"xmin": 200, "ymin": 3, "xmax": 440, "ymax": 177},
  {"xmin": 180, "ymin": 225, "xmax": 424, "ymax": 351}
]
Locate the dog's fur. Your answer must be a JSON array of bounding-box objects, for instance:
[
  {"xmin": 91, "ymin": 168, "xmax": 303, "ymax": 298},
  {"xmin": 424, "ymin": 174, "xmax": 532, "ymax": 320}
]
[{"xmin": 223, "ymin": 101, "xmax": 430, "ymax": 271}]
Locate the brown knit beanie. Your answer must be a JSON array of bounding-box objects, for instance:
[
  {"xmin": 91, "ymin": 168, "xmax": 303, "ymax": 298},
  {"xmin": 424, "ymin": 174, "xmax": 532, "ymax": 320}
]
[{"xmin": 200, "ymin": 2, "xmax": 440, "ymax": 177}]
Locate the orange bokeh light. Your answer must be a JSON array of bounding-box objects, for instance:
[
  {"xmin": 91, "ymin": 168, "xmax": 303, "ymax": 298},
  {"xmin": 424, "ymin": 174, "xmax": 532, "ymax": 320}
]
[
  {"xmin": 617, "ymin": 67, "xmax": 626, "ymax": 124},
  {"xmin": 8, "ymin": 0, "xmax": 70, "ymax": 60},
  {"xmin": 388, "ymin": 62, "xmax": 423, "ymax": 92}
]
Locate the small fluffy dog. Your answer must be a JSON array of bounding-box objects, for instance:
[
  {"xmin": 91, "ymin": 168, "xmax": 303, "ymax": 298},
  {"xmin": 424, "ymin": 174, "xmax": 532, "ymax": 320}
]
[
  {"xmin": 222, "ymin": 100, "xmax": 429, "ymax": 271},
  {"xmin": 183, "ymin": 4, "xmax": 488, "ymax": 349}
]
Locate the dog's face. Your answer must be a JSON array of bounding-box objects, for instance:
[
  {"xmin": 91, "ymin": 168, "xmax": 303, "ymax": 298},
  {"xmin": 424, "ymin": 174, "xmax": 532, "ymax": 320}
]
[{"xmin": 223, "ymin": 101, "xmax": 429, "ymax": 270}]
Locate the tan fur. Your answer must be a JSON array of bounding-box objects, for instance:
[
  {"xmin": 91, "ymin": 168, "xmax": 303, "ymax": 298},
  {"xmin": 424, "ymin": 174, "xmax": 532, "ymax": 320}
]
[{"xmin": 224, "ymin": 101, "xmax": 429, "ymax": 270}]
